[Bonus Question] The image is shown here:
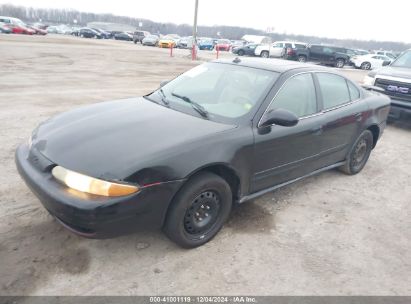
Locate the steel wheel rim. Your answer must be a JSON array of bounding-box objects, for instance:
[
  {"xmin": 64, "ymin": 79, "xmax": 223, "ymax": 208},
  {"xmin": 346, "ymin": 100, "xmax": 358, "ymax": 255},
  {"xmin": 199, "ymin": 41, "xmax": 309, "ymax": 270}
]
[
  {"xmin": 352, "ymin": 138, "xmax": 367, "ymax": 169},
  {"xmin": 184, "ymin": 190, "xmax": 221, "ymax": 236}
]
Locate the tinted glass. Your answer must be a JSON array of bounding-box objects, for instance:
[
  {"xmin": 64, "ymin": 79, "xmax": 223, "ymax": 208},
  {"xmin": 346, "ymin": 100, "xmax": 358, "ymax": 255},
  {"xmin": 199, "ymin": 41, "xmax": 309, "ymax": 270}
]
[
  {"xmin": 268, "ymin": 73, "xmax": 317, "ymax": 117},
  {"xmin": 317, "ymin": 73, "xmax": 350, "ymax": 109}
]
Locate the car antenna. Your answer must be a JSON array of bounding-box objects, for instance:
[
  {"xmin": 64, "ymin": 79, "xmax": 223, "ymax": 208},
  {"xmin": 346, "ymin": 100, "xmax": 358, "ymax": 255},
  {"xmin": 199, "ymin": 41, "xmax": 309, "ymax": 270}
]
[{"xmin": 233, "ymin": 57, "xmax": 241, "ymax": 63}]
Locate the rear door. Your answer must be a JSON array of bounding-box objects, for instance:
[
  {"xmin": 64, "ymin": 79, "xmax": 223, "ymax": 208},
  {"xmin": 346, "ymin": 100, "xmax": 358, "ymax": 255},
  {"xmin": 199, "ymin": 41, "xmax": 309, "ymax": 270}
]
[
  {"xmin": 251, "ymin": 72, "xmax": 324, "ymax": 192},
  {"xmin": 314, "ymin": 72, "xmax": 367, "ymax": 165}
]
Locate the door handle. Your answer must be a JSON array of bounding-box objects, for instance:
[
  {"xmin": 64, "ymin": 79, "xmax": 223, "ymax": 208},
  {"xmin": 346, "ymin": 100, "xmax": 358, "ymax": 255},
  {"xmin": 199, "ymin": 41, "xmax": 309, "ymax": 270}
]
[{"xmin": 354, "ymin": 113, "xmax": 363, "ymax": 121}]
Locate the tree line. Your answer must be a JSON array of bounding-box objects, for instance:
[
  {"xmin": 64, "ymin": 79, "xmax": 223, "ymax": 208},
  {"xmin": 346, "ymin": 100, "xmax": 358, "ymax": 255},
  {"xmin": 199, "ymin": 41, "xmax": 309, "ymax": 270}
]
[{"xmin": 1, "ymin": 4, "xmax": 409, "ymax": 52}]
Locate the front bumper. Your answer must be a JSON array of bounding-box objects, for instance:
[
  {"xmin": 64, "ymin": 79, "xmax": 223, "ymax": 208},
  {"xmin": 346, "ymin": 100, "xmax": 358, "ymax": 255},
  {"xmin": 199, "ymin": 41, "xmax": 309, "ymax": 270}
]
[
  {"xmin": 15, "ymin": 144, "xmax": 185, "ymax": 238},
  {"xmin": 389, "ymin": 98, "xmax": 411, "ymax": 121}
]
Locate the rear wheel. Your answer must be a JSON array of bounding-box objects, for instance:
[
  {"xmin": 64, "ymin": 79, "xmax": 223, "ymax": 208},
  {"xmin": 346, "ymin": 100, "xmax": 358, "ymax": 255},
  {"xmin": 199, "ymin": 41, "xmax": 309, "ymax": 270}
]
[
  {"xmin": 261, "ymin": 51, "xmax": 269, "ymax": 58},
  {"xmin": 163, "ymin": 172, "xmax": 232, "ymax": 248},
  {"xmin": 361, "ymin": 62, "xmax": 371, "ymax": 70},
  {"xmin": 339, "ymin": 130, "xmax": 373, "ymax": 175},
  {"xmin": 238, "ymin": 50, "xmax": 245, "ymax": 56},
  {"xmin": 298, "ymin": 55, "xmax": 307, "ymax": 63}
]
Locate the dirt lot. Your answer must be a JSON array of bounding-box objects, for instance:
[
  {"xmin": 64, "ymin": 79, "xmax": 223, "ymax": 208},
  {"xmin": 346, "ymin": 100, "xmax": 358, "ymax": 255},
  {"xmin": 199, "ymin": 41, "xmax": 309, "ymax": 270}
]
[{"xmin": 0, "ymin": 34, "xmax": 410, "ymax": 296}]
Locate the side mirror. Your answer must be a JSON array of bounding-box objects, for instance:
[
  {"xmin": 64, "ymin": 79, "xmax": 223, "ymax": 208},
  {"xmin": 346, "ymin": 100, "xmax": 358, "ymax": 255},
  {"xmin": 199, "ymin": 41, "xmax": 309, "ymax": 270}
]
[
  {"xmin": 382, "ymin": 61, "xmax": 390, "ymax": 66},
  {"xmin": 160, "ymin": 80, "xmax": 169, "ymax": 87},
  {"xmin": 260, "ymin": 108, "xmax": 299, "ymax": 128}
]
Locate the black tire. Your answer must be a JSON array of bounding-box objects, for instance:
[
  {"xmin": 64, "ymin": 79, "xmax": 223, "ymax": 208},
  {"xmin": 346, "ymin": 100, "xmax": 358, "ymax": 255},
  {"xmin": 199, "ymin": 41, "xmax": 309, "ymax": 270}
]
[
  {"xmin": 298, "ymin": 55, "xmax": 307, "ymax": 63},
  {"xmin": 238, "ymin": 50, "xmax": 245, "ymax": 56},
  {"xmin": 335, "ymin": 58, "xmax": 345, "ymax": 68},
  {"xmin": 339, "ymin": 130, "xmax": 373, "ymax": 175},
  {"xmin": 261, "ymin": 51, "xmax": 269, "ymax": 58},
  {"xmin": 163, "ymin": 172, "xmax": 232, "ymax": 248},
  {"xmin": 361, "ymin": 62, "xmax": 371, "ymax": 70}
]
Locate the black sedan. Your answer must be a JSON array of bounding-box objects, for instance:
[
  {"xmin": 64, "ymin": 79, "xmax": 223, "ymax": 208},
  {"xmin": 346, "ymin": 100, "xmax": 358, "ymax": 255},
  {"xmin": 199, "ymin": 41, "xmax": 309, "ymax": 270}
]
[
  {"xmin": 232, "ymin": 43, "xmax": 259, "ymax": 56},
  {"xmin": 79, "ymin": 28, "xmax": 101, "ymax": 39},
  {"xmin": 114, "ymin": 32, "xmax": 133, "ymax": 41},
  {"xmin": 16, "ymin": 58, "xmax": 390, "ymax": 248}
]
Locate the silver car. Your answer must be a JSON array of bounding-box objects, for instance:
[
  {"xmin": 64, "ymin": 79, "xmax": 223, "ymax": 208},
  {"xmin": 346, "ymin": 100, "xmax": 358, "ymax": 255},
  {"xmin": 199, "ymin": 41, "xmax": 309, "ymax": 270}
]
[{"xmin": 142, "ymin": 35, "xmax": 159, "ymax": 46}]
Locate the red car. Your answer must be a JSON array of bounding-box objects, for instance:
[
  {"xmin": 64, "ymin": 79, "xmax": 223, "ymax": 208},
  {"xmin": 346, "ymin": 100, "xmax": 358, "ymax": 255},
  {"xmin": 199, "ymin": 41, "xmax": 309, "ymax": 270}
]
[
  {"xmin": 28, "ymin": 25, "xmax": 47, "ymax": 35},
  {"xmin": 0, "ymin": 16, "xmax": 35, "ymax": 35},
  {"xmin": 215, "ymin": 39, "xmax": 232, "ymax": 51}
]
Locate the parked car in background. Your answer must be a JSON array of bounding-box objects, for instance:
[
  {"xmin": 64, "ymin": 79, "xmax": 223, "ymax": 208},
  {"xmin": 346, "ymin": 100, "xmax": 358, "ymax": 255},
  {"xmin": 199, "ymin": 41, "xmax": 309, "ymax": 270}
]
[
  {"xmin": 255, "ymin": 41, "xmax": 307, "ymax": 58},
  {"xmin": 198, "ymin": 39, "xmax": 214, "ymax": 50},
  {"xmin": 232, "ymin": 43, "xmax": 259, "ymax": 56},
  {"xmin": 16, "ymin": 58, "xmax": 390, "ymax": 248},
  {"xmin": 28, "ymin": 25, "xmax": 47, "ymax": 35},
  {"xmin": 133, "ymin": 30, "xmax": 149, "ymax": 44},
  {"xmin": 281, "ymin": 42, "xmax": 308, "ymax": 60},
  {"xmin": 92, "ymin": 28, "xmax": 111, "ymax": 39},
  {"xmin": 0, "ymin": 16, "xmax": 35, "ymax": 35},
  {"xmin": 364, "ymin": 49, "xmax": 411, "ymax": 121},
  {"xmin": 158, "ymin": 35, "xmax": 177, "ymax": 48},
  {"xmin": 293, "ymin": 44, "xmax": 350, "ymax": 68},
  {"xmin": 142, "ymin": 34, "xmax": 159, "ymax": 46},
  {"xmin": 351, "ymin": 54, "xmax": 392, "ymax": 70},
  {"xmin": 0, "ymin": 22, "xmax": 12, "ymax": 34},
  {"xmin": 114, "ymin": 31, "xmax": 133, "ymax": 41},
  {"xmin": 375, "ymin": 51, "xmax": 397, "ymax": 61},
  {"xmin": 231, "ymin": 40, "xmax": 246, "ymax": 49},
  {"xmin": 47, "ymin": 26, "xmax": 64, "ymax": 34},
  {"xmin": 215, "ymin": 39, "xmax": 232, "ymax": 51},
  {"xmin": 176, "ymin": 36, "xmax": 192, "ymax": 49},
  {"xmin": 79, "ymin": 28, "xmax": 102, "ymax": 39}
]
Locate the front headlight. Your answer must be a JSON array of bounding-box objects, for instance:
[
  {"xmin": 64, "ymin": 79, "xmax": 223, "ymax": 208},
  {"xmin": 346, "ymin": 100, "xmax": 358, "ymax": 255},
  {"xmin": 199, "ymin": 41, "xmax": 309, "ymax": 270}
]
[
  {"xmin": 52, "ymin": 166, "xmax": 139, "ymax": 197},
  {"xmin": 363, "ymin": 75, "xmax": 375, "ymax": 86}
]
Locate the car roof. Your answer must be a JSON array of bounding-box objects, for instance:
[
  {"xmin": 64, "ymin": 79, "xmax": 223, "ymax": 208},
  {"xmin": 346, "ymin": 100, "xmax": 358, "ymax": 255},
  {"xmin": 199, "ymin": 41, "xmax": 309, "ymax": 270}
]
[{"xmin": 212, "ymin": 58, "xmax": 330, "ymax": 73}]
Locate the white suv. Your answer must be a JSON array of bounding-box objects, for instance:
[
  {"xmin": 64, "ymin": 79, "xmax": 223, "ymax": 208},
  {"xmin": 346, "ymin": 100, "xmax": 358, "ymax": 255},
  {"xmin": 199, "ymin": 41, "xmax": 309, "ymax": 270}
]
[{"xmin": 254, "ymin": 41, "xmax": 307, "ymax": 58}]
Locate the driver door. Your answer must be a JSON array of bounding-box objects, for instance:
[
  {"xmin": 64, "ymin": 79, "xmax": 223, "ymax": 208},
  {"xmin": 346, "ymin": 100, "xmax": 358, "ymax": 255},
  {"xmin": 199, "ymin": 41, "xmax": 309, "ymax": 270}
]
[{"xmin": 251, "ymin": 73, "xmax": 325, "ymax": 193}]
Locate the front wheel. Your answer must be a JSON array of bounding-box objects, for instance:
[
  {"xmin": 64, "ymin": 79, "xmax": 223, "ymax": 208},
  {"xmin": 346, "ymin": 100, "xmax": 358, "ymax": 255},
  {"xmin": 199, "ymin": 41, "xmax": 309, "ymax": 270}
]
[
  {"xmin": 238, "ymin": 50, "xmax": 245, "ymax": 56},
  {"xmin": 339, "ymin": 130, "xmax": 373, "ymax": 175},
  {"xmin": 163, "ymin": 172, "xmax": 232, "ymax": 248},
  {"xmin": 335, "ymin": 58, "xmax": 345, "ymax": 68},
  {"xmin": 361, "ymin": 62, "xmax": 371, "ymax": 70}
]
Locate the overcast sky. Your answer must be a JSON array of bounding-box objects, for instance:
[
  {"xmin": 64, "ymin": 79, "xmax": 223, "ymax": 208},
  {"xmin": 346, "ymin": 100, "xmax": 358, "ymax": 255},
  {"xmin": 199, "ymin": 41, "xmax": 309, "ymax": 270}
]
[{"xmin": 3, "ymin": 0, "xmax": 410, "ymax": 43}]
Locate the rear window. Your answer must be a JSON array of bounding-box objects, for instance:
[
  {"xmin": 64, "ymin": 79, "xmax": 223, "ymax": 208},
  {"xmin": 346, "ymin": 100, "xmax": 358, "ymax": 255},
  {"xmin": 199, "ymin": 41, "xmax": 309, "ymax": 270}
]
[{"xmin": 295, "ymin": 44, "xmax": 306, "ymax": 49}]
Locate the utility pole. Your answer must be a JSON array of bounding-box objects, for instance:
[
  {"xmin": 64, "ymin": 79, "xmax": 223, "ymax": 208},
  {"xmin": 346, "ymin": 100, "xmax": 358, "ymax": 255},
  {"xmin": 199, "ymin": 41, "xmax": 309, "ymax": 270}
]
[{"xmin": 192, "ymin": 0, "xmax": 199, "ymax": 60}]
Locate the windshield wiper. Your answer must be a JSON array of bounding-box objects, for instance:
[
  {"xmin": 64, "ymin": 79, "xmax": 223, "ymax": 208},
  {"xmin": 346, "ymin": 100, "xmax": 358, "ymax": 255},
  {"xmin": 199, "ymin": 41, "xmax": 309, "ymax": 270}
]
[
  {"xmin": 171, "ymin": 93, "xmax": 208, "ymax": 118},
  {"xmin": 158, "ymin": 88, "xmax": 170, "ymax": 106}
]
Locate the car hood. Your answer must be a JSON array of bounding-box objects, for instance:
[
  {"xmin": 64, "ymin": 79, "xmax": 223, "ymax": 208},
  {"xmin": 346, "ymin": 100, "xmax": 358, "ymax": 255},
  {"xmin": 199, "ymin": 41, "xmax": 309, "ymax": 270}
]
[
  {"xmin": 32, "ymin": 97, "xmax": 235, "ymax": 181},
  {"xmin": 374, "ymin": 66, "xmax": 411, "ymax": 80}
]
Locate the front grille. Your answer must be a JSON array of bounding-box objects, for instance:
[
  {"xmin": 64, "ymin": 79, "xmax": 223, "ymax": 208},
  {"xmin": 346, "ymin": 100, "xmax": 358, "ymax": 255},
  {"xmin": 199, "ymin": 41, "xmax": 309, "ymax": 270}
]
[{"xmin": 375, "ymin": 78, "xmax": 411, "ymax": 102}]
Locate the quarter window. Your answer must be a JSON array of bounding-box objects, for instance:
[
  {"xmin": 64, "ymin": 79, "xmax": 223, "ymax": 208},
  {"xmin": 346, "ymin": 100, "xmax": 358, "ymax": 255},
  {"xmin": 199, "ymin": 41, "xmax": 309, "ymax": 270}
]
[
  {"xmin": 268, "ymin": 73, "xmax": 317, "ymax": 118},
  {"xmin": 347, "ymin": 81, "xmax": 360, "ymax": 100},
  {"xmin": 317, "ymin": 73, "xmax": 351, "ymax": 109}
]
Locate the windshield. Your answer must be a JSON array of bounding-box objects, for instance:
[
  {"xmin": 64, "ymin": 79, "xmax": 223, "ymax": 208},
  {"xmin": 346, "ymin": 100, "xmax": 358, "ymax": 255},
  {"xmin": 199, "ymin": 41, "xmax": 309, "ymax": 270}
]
[
  {"xmin": 148, "ymin": 63, "xmax": 278, "ymax": 123},
  {"xmin": 391, "ymin": 51, "xmax": 411, "ymax": 68}
]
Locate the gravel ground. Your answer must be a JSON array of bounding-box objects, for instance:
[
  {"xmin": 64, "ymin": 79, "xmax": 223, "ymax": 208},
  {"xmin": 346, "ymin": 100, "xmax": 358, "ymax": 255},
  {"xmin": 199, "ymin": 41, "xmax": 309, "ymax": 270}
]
[{"xmin": 0, "ymin": 34, "xmax": 410, "ymax": 296}]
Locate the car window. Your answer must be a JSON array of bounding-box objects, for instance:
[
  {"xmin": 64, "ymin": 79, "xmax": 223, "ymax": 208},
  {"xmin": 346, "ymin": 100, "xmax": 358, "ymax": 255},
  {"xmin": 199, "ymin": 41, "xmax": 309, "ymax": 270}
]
[
  {"xmin": 268, "ymin": 73, "xmax": 317, "ymax": 118},
  {"xmin": 347, "ymin": 81, "xmax": 360, "ymax": 100},
  {"xmin": 295, "ymin": 44, "xmax": 306, "ymax": 49},
  {"xmin": 317, "ymin": 73, "xmax": 351, "ymax": 109},
  {"xmin": 372, "ymin": 56, "xmax": 379, "ymax": 59},
  {"xmin": 157, "ymin": 63, "xmax": 278, "ymax": 121},
  {"xmin": 274, "ymin": 43, "xmax": 283, "ymax": 48},
  {"xmin": 323, "ymin": 47, "xmax": 334, "ymax": 54}
]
